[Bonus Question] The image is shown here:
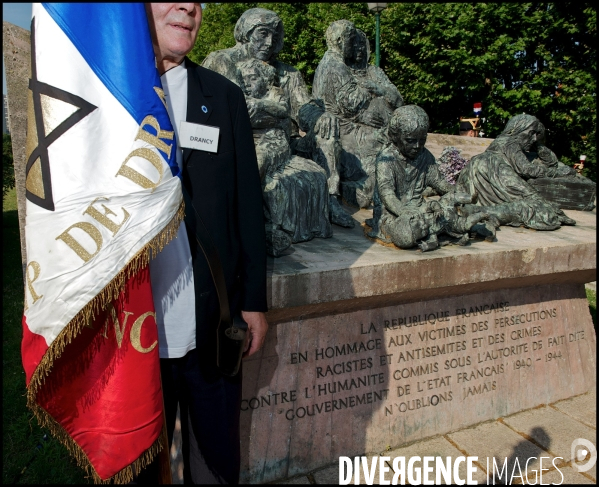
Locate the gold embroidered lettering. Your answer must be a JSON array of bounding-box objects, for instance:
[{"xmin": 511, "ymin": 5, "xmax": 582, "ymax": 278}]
[
  {"xmin": 104, "ymin": 303, "xmax": 133, "ymax": 348},
  {"xmin": 153, "ymin": 87, "xmax": 168, "ymax": 110},
  {"xmin": 136, "ymin": 115, "xmax": 174, "ymax": 159},
  {"xmin": 130, "ymin": 311, "xmax": 158, "ymax": 353},
  {"xmin": 56, "ymin": 222, "xmax": 103, "ymax": 262},
  {"xmin": 24, "ymin": 261, "xmax": 43, "ymax": 310},
  {"xmin": 116, "ymin": 108, "xmax": 174, "ymax": 189},
  {"xmin": 83, "ymin": 197, "xmax": 130, "ymax": 236},
  {"xmin": 116, "ymin": 147, "xmax": 163, "ymax": 190}
]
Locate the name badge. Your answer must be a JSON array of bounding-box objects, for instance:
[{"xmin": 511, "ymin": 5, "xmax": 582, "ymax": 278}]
[{"xmin": 179, "ymin": 121, "xmax": 220, "ymax": 153}]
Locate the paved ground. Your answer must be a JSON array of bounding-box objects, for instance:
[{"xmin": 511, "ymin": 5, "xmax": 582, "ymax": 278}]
[{"xmin": 274, "ymin": 390, "xmax": 596, "ymax": 485}]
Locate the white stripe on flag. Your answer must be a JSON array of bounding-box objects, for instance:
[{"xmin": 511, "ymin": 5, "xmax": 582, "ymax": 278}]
[{"xmin": 25, "ymin": 5, "xmax": 181, "ymax": 345}]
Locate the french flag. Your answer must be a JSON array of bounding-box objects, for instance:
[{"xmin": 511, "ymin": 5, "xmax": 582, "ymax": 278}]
[{"xmin": 22, "ymin": 3, "xmax": 181, "ymax": 482}]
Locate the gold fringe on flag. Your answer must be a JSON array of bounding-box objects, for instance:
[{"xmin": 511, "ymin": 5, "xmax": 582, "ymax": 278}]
[
  {"xmin": 27, "ymin": 398, "xmax": 166, "ymax": 483},
  {"xmin": 25, "ymin": 201, "xmax": 184, "ymax": 483}
]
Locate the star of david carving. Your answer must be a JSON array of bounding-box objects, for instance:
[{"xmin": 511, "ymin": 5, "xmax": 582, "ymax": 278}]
[{"xmin": 26, "ymin": 19, "xmax": 97, "ymax": 211}]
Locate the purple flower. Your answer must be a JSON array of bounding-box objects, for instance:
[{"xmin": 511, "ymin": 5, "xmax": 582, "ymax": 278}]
[{"xmin": 437, "ymin": 146, "xmax": 470, "ymax": 185}]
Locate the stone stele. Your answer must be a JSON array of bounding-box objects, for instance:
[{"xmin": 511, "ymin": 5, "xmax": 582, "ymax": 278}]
[
  {"xmin": 240, "ymin": 205, "xmax": 595, "ymax": 483},
  {"xmin": 3, "ymin": 21, "xmax": 30, "ymax": 275}
]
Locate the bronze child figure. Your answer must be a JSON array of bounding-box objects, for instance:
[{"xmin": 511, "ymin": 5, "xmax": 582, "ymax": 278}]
[{"xmin": 369, "ymin": 105, "xmax": 497, "ymax": 251}]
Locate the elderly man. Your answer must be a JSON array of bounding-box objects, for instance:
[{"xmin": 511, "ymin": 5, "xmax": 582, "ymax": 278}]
[
  {"xmin": 142, "ymin": 3, "xmax": 268, "ymax": 484},
  {"xmin": 203, "ymin": 7, "xmax": 354, "ymax": 228},
  {"xmin": 313, "ymin": 20, "xmax": 398, "ymax": 208}
]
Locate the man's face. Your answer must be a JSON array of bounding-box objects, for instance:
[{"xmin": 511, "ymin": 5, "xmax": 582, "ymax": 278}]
[
  {"xmin": 147, "ymin": 3, "xmax": 202, "ymax": 64},
  {"xmin": 248, "ymin": 25, "xmax": 279, "ymax": 61},
  {"xmin": 396, "ymin": 128, "xmax": 428, "ymax": 160}
]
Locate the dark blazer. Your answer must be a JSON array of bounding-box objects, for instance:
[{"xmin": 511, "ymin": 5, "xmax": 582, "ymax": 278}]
[{"xmin": 181, "ymin": 59, "xmax": 267, "ymax": 352}]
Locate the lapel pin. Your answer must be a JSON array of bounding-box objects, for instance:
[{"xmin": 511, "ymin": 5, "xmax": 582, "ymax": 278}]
[{"xmin": 202, "ymin": 105, "xmax": 208, "ymax": 113}]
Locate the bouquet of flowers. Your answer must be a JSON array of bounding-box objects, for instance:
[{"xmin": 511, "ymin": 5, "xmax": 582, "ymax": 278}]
[{"xmin": 438, "ymin": 146, "xmax": 470, "ymax": 185}]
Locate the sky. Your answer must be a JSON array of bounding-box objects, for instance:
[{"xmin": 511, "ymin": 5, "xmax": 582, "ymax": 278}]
[{"xmin": 3, "ymin": 3, "xmax": 33, "ymax": 95}]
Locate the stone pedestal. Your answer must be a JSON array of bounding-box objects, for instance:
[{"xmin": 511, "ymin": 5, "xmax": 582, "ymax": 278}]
[{"xmin": 240, "ymin": 207, "xmax": 596, "ymax": 483}]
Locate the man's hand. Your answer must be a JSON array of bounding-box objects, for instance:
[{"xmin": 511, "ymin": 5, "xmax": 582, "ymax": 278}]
[
  {"xmin": 314, "ymin": 112, "xmax": 339, "ymax": 140},
  {"xmin": 241, "ymin": 311, "xmax": 269, "ymax": 358}
]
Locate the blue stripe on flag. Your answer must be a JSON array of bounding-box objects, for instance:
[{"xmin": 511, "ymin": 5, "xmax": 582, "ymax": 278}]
[{"xmin": 42, "ymin": 3, "xmax": 178, "ymax": 175}]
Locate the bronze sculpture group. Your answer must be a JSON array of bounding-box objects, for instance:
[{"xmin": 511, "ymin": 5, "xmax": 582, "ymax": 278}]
[
  {"xmin": 203, "ymin": 8, "xmax": 351, "ymax": 256},
  {"xmin": 368, "ymin": 105, "xmax": 498, "ymax": 251},
  {"xmin": 201, "ymin": 8, "xmax": 593, "ymax": 256}
]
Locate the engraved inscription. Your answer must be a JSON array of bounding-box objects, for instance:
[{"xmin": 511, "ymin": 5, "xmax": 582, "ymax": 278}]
[{"xmin": 243, "ymin": 294, "xmax": 590, "ymax": 425}]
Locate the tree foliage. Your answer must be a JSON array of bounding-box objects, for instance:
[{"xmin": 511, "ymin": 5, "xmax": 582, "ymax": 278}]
[
  {"xmin": 383, "ymin": 3, "xmax": 596, "ymax": 180},
  {"xmin": 3, "ymin": 134, "xmax": 15, "ymax": 197},
  {"xmin": 193, "ymin": 3, "xmax": 596, "ymax": 180},
  {"xmin": 190, "ymin": 3, "xmax": 375, "ymax": 81}
]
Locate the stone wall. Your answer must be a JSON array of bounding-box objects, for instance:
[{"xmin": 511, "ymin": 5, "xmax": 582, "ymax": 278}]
[{"xmin": 425, "ymin": 132, "xmax": 493, "ymax": 161}]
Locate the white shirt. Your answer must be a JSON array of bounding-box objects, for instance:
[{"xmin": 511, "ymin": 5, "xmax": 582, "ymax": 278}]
[{"xmin": 150, "ymin": 60, "xmax": 196, "ymax": 358}]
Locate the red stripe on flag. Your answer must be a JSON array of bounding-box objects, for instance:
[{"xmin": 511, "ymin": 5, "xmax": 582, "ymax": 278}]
[
  {"xmin": 28, "ymin": 266, "xmax": 163, "ymax": 480},
  {"xmin": 22, "ymin": 316, "xmax": 50, "ymax": 385}
]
